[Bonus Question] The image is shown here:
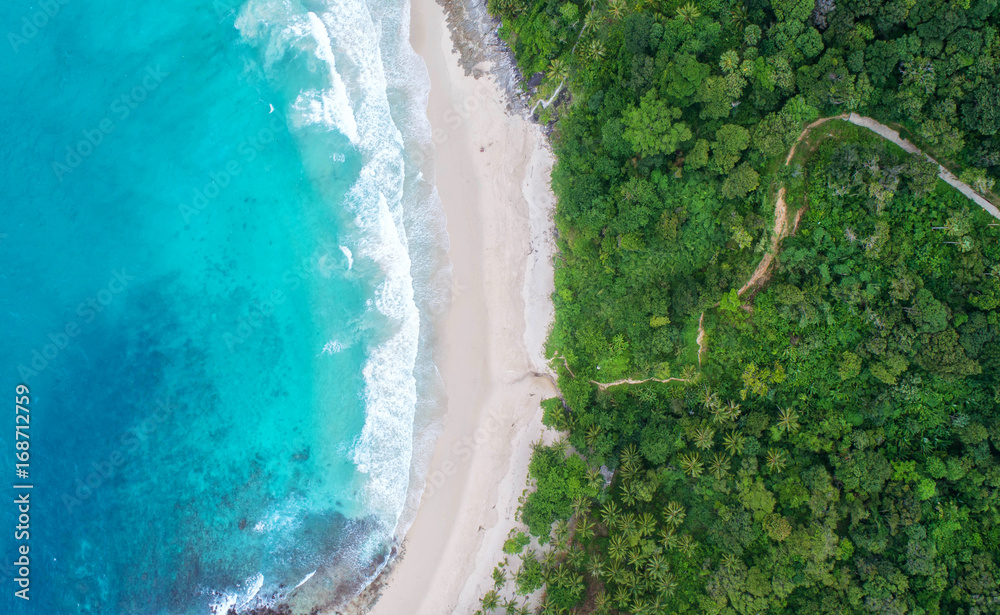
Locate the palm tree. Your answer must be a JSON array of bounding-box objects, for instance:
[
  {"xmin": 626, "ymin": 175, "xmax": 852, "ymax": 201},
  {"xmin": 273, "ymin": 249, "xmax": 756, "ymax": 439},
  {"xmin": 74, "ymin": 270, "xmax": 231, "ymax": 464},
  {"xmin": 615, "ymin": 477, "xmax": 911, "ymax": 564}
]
[
  {"xmin": 550, "ymin": 438, "xmax": 569, "ymax": 460},
  {"xmin": 607, "ymin": 0, "xmax": 628, "ymax": 20},
  {"xmin": 577, "ymin": 515, "xmax": 596, "ymax": 541},
  {"xmin": 544, "ymin": 594, "xmax": 570, "ymax": 615},
  {"xmin": 620, "ymin": 459, "xmax": 639, "ymax": 482},
  {"xmin": 547, "ymin": 58, "xmax": 570, "ymax": 85},
  {"xmin": 710, "ymin": 399, "xmax": 741, "ymax": 424},
  {"xmin": 608, "ymin": 533, "xmax": 628, "ymax": 562},
  {"xmin": 663, "ymin": 501, "xmax": 686, "ymax": 527},
  {"xmin": 699, "ymin": 386, "xmax": 717, "ymax": 410},
  {"xmin": 677, "ymin": 534, "xmax": 697, "ymax": 555},
  {"xmin": 709, "ymin": 403, "xmax": 726, "ymax": 424},
  {"xmin": 637, "ymin": 512, "xmax": 657, "ymax": 537},
  {"xmin": 567, "ymin": 546, "xmax": 587, "ymax": 569},
  {"xmin": 723, "ymin": 400, "xmax": 742, "ymax": 421},
  {"xmin": 628, "ymin": 546, "xmax": 645, "ymax": 569},
  {"xmin": 728, "ymin": 4, "xmax": 748, "ymax": 29},
  {"xmin": 777, "ymin": 407, "xmax": 800, "ymax": 433},
  {"xmin": 587, "ymin": 466, "xmax": 605, "ymax": 491},
  {"xmin": 676, "ymin": 2, "xmax": 701, "ymax": 24},
  {"xmin": 656, "ymin": 572, "xmax": 678, "ymax": 597},
  {"xmin": 678, "ymin": 452, "xmax": 704, "ymax": 478},
  {"xmin": 554, "ymin": 519, "xmax": 570, "ymax": 548},
  {"xmin": 585, "ymin": 424, "xmax": 602, "ymax": 448},
  {"xmin": 636, "ymin": 386, "xmax": 658, "ymax": 404},
  {"xmin": 492, "ymin": 565, "xmax": 507, "ymax": 589},
  {"xmin": 585, "ymin": 39, "xmax": 606, "ymax": 62},
  {"xmin": 601, "ymin": 500, "xmax": 620, "ymax": 527},
  {"xmin": 607, "ymin": 557, "xmax": 625, "ymax": 583},
  {"xmin": 481, "ymin": 589, "xmax": 500, "ymax": 611},
  {"xmin": 694, "ymin": 425, "xmax": 716, "ymax": 449},
  {"xmin": 620, "ymin": 443, "xmax": 641, "ymax": 467},
  {"xmin": 721, "ymin": 553, "xmax": 740, "ymax": 569},
  {"xmin": 619, "ymin": 512, "xmax": 639, "ymax": 546},
  {"xmin": 709, "ymin": 452, "xmax": 731, "ymax": 479},
  {"xmin": 613, "ymin": 586, "xmax": 630, "ymax": 609},
  {"xmin": 659, "ymin": 528, "xmax": 679, "ymax": 550},
  {"xmin": 542, "ymin": 548, "xmax": 560, "ymax": 570},
  {"xmin": 620, "ymin": 480, "xmax": 638, "ymax": 507},
  {"xmin": 766, "ymin": 448, "xmax": 787, "ymax": 473},
  {"xmin": 587, "ymin": 553, "xmax": 606, "ymax": 578},
  {"xmin": 646, "ymin": 553, "xmax": 669, "ymax": 579},
  {"xmin": 594, "ymin": 589, "xmax": 610, "ymax": 611},
  {"xmin": 723, "ymin": 430, "xmax": 745, "ymax": 455}
]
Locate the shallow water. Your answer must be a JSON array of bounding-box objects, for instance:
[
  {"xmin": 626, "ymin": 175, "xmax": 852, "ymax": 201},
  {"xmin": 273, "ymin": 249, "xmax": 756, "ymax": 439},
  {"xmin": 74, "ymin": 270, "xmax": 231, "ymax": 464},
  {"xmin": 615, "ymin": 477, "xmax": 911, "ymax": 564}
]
[{"xmin": 0, "ymin": 0, "xmax": 446, "ymax": 612}]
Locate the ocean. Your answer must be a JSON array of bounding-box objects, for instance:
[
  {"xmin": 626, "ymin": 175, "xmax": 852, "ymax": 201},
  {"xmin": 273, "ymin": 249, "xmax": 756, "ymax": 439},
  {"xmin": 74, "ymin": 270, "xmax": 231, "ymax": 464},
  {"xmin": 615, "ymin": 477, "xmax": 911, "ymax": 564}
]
[{"xmin": 0, "ymin": 0, "xmax": 448, "ymax": 612}]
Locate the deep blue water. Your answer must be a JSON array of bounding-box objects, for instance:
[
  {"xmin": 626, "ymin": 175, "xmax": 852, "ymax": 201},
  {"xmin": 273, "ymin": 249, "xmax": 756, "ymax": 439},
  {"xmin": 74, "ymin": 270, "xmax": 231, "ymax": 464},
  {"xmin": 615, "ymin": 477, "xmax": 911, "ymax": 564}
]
[{"xmin": 0, "ymin": 0, "xmax": 446, "ymax": 612}]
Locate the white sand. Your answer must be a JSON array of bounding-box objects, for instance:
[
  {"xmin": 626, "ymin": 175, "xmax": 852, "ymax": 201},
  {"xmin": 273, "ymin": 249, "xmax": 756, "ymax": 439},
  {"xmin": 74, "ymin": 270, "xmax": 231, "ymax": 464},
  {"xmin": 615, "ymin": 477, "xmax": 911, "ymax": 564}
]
[{"xmin": 367, "ymin": 0, "xmax": 558, "ymax": 613}]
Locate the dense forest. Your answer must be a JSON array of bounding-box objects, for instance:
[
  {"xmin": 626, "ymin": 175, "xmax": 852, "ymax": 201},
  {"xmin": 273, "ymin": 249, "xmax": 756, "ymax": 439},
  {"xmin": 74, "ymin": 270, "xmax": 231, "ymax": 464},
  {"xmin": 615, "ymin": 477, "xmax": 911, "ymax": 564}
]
[{"xmin": 475, "ymin": 0, "xmax": 1000, "ymax": 612}]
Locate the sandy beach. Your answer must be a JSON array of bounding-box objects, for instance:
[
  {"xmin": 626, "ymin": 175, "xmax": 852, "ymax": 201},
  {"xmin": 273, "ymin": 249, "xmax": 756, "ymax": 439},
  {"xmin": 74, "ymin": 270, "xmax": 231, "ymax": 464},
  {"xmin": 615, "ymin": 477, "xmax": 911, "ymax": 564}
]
[{"xmin": 366, "ymin": 0, "xmax": 557, "ymax": 612}]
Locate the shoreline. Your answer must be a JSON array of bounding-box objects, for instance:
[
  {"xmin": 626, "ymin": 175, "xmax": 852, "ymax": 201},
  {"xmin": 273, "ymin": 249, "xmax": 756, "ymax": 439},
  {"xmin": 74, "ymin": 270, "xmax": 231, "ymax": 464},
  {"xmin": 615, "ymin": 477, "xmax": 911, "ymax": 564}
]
[{"xmin": 354, "ymin": 0, "xmax": 558, "ymax": 612}]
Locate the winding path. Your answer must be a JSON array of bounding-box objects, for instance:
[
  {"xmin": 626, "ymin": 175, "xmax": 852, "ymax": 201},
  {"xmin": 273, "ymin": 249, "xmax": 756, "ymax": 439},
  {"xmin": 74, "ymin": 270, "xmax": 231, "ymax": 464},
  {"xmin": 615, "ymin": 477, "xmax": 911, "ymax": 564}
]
[
  {"xmin": 738, "ymin": 114, "xmax": 1000, "ymax": 298},
  {"xmin": 846, "ymin": 114, "xmax": 1000, "ymax": 219},
  {"xmin": 589, "ymin": 376, "xmax": 691, "ymax": 390},
  {"xmin": 696, "ymin": 311, "xmax": 706, "ymax": 366},
  {"xmin": 582, "ymin": 114, "xmax": 998, "ymax": 387},
  {"xmin": 737, "ymin": 116, "xmax": 842, "ymax": 296}
]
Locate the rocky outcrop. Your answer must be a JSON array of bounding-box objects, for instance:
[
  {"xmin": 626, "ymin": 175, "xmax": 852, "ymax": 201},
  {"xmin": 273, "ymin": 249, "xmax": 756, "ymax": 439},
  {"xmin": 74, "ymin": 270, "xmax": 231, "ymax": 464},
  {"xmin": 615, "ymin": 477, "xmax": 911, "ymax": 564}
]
[{"xmin": 434, "ymin": 0, "xmax": 532, "ymax": 114}]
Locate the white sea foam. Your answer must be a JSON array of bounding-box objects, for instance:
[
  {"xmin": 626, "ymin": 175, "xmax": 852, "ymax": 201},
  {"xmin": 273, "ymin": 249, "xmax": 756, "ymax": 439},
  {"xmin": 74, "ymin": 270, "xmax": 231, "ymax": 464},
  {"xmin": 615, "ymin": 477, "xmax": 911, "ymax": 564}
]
[
  {"xmin": 303, "ymin": 12, "xmax": 360, "ymax": 142},
  {"xmin": 234, "ymin": 2, "xmax": 311, "ymax": 70},
  {"xmin": 320, "ymin": 338, "xmax": 345, "ymax": 355},
  {"xmin": 209, "ymin": 590, "xmax": 238, "ymax": 615},
  {"xmin": 269, "ymin": 0, "xmax": 419, "ymax": 539},
  {"xmin": 231, "ymin": 0, "xmax": 450, "ymax": 608},
  {"xmin": 291, "ymin": 88, "xmax": 359, "ymax": 143},
  {"xmin": 293, "ymin": 570, "xmax": 317, "ymax": 590},
  {"xmin": 241, "ymin": 574, "xmax": 265, "ymax": 607},
  {"xmin": 361, "ymin": 0, "xmax": 453, "ymax": 547},
  {"xmin": 236, "ymin": 4, "xmax": 360, "ymax": 143},
  {"xmin": 208, "ymin": 572, "xmax": 265, "ymax": 614},
  {"xmin": 317, "ymin": 0, "xmax": 452, "ymax": 549}
]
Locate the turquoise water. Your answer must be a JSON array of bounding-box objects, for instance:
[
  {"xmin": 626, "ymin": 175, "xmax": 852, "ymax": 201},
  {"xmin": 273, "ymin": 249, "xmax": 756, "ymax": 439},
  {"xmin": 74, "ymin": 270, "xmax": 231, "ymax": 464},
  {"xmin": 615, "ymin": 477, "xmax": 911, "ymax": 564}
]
[{"xmin": 0, "ymin": 0, "xmax": 446, "ymax": 612}]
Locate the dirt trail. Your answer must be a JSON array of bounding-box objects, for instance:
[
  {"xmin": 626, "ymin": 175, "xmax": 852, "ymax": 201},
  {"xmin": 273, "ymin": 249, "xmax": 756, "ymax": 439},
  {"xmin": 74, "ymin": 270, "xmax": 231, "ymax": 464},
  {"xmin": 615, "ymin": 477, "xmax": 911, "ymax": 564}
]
[
  {"xmin": 696, "ymin": 311, "xmax": 706, "ymax": 366},
  {"xmin": 786, "ymin": 115, "xmax": 847, "ymax": 164},
  {"xmin": 737, "ymin": 190, "xmax": 783, "ymax": 297},
  {"xmin": 586, "ymin": 114, "xmax": 999, "ymax": 388},
  {"xmin": 845, "ymin": 113, "xmax": 1000, "ymax": 219},
  {"xmin": 738, "ymin": 116, "xmax": 845, "ymax": 298},
  {"xmin": 738, "ymin": 114, "xmax": 999, "ymax": 299},
  {"xmin": 589, "ymin": 376, "xmax": 691, "ymax": 390}
]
